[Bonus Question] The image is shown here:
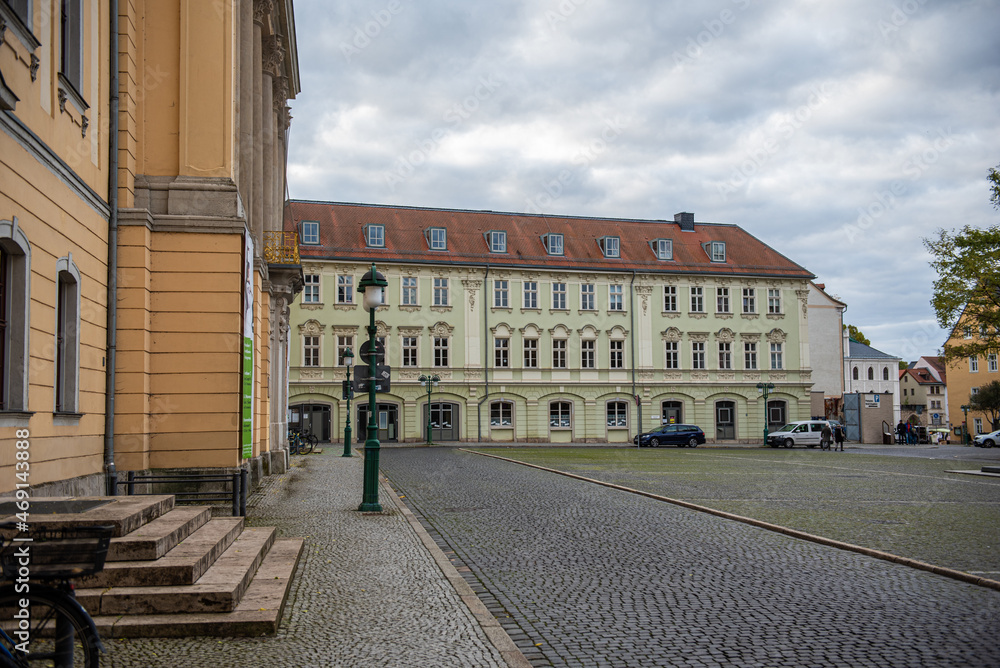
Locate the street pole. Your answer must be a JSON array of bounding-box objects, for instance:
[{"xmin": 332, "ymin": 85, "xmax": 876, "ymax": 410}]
[
  {"xmin": 757, "ymin": 382, "xmax": 774, "ymax": 445},
  {"xmin": 420, "ymin": 375, "xmax": 439, "ymax": 445},
  {"xmin": 961, "ymin": 404, "xmax": 970, "ymax": 445},
  {"xmin": 342, "ymin": 349, "xmax": 353, "ymax": 457},
  {"xmin": 358, "ymin": 264, "xmax": 387, "ymax": 512}
]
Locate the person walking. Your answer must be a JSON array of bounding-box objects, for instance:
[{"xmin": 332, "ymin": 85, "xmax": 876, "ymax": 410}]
[
  {"xmin": 821, "ymin": 422, "xmax": 833, "ymax": 451},
  {"xmin": 896, "ymin": 420, "xmax": 906, "ymax": 445},
  {"xmin": 834, "ymin": 424, "xmax": 845, "ymax": 451}
]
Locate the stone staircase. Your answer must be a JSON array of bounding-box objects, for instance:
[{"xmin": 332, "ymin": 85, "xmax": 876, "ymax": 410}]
[{"xmin": 17, "ymin": 495, "xmax": 303, "ymax": 637}]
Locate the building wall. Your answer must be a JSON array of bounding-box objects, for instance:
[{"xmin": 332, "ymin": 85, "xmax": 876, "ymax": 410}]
[
  {"xmin": 289, "ymin": 261, "xmax": 814, "ymax": 443},
  {"xmin": 806, "ymin": 283, "xmax": 845, "ymax": 398},
  {"xmin": 945, "ymin": 327, "xmax": 1000, "ymax": 435},
  {"xmin": 1, "ymin": 0, "xmax": 112, "ymax": 493}
]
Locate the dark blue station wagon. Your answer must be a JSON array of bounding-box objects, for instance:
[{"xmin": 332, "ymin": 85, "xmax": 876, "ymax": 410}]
[{"xmin": 634, "ymin": 424, "xmax": 706, "ymax": 448}]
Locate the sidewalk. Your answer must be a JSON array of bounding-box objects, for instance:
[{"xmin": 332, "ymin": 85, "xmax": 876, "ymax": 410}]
[{"xmin": 102, "ymin": 449, "xmax": 529, "ymax": 668}]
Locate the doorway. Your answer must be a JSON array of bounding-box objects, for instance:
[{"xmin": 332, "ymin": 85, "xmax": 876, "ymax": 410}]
[
  {"xmin": 661, "ymin": 400, "xmax": 683, "ymax": 425},
  {"xmin": 715, "ymin": 400, "xmax": 736, "ymax": 440},
  {"xmin": 422, "ymin": 401, "xmax": 460, "ymax": 441},
  {"xmin": 357, "ymin": 403, "xmax": 399, "ymax": 443}
]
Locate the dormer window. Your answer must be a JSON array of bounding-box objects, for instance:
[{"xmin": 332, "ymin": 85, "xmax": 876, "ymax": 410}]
[
  {"xmin": 427, "ymin": 227, "xmax": 447, "ymax": 251},
  {"xmin": 542, "ymin": 233, "xmax": 564, "ymax": 256},
  {"xmin": 301, "ymin": 221, "xmax": 319, "ymax": 245},
  {"xmin": 599, "ymin": 236, "xmax": 620, "ymax": 258},
  {"xmin": 652, "ymin": 239, "xmax": 673, "ymax": 260},
  {"xmin": 487, "ymin": 230, "xmax": 507, "ymax": 253},
  {"xmin": 365, "ymin": 224, "xmax": 385, "ymax": 248},
  {"xmin": 704, "ymin": 241, "xmax": 726, "ymax": 262}
]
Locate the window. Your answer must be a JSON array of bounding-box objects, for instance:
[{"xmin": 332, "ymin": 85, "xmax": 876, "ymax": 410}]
[
  {"xmin": 366, "ymin": 224, "xmax": 385, "ymax": 248},
  {"xmin": 963, "ymin": 327, "xmax": 973, "ymax": 339},
  {"xmin": 494, "ymin": 338, "xmax": 509, "ymax": 367},
  {"xmin": 5, "ymin": 0, "xmax": 31, "ymax": 27},
  {"xmin": 742, "ymin": 288, "xmax": 756, "ymax": 314},
  {"xmin": 552, "ymin": 339, "xmax": 567, "ymax": 369},
  {"xmin": 692, "ymin": 342, "xmax": 705, "ymax": 370},
  {"xmin": 970, "ymin": 356, "xmax": 979, "ymax": 372},
  {"xmin": 552, "ymin": 282, "xmax": 567, "ymax": 310},
  {"xmin": 716, "ymin": 287, "xmax": 730, "ymax": 313},
  {"xmin": 663, "ymin": 286, "xmax": 677, "ymax": 312},
  {"xmin": 54, "ymin": 261, "xmax": 80, "ymax": 413},
  {"xmin": 402, "ymin": 336, "xmax": 418, "ymax": 367},
  {"xmin": 61, "ymin": 0, "xmax": 84, "ymax": 95},
  {"xmin": 0, "ymin": 221, "xmax": 31, "ymax": 411},
  {"xmin": 971, "ymin": 387, "xmax": 979, "ymax": 397},
  {"xmin": 718, "ymin": 342, "xmax": 732, "ymax": 370},
  {"xmin": 690, "ymin": 286, "xmax": 704, "ymax": 312},
  {"xmin": 303, "ymin": 336, "xmax": 320, "ymax": 367},
  {"xmin": 303, "ymin": 274, "xmax": 320, "ymax": 303},
  {"xmin": 609, "ymin": 284, "xmax": 624, "ymax": 311},
  {"xmin": 433, "ymin": 337, "xmax": 449, "ymax": 367},
  {"xmin": 989, "ymin": 354, "xmax": 998, "ymax": 372},
  {"xmin": 523, "ymin": 339, "xmax": 538, "ymax": 368},
  {"xmin": 581, "ymin": 284, "xmax": 595, "ymax": 310},
  {"xmin": 882, "ymin": 367, "xmax": 889, "ymax": 381},
  {"xmin": 710, "ymin": 241, "xmax": 726, "ymax": 262},
  {"xmin": 852, "ymin": 367, "xmax": 859, "ymax": 381},
  {"xmin": 744, "ymin": 342, "xmax": 757, "ymax": 370},
  {"xmin": 550, "ymin": 401, "xmax": 572, "ymax": 428},
  {"xmin": 974, "ymin": 418, "xmax": 983, "ymax": 434},
  {"xmin": 337, "ymin": 275, "xmax": 353, "ymax": 304},
  {"xmin": 544, "ymin": 233, "xmax": 564, "ymax": 255},
  {"xmin": 866, "ymin": 367, "xmax": 873, "ymax": 380},
  {"xmin": 491, "ymin": 401, "xmax": 513, "ymax": 427},
  {"xmin": 654, "ymin": 239, "xmax": 673, "ymax": 260},
  {"xmin": 488, "ymin": 230, "xmax": 506, "ymax": 253},
  {"xmin": 433, "ymin": 278, "xmax": 448, "ymax": 306},
  {"xmin": 767, "ymin": 289, "xmax": 781, "ymax": 314},
  {"xmin": 607, "ymin": 401, "xmax": 628, "ymax": 428},
  {"xmin": 771, "ymin": 343, "xmax": 784, "ymax": 370},
  {"xmin": 601, "ymin": 236, "xmax": 620, "ymax": 258},
  {"xmin": 337, "ymin": 335, "xmax": 355, "ymax": 366},
  {"xmin": 301, "ymin": 221, "xmax": 319, "ymax": 245},
  {"xmin": 610, "ymin": 340, "xmax": 624, "ymax": 369},
  {"xmin": 429, "ymin": 227, "xmax": 447, "ymax": 250},
  {"xmin": 523, "ymin": 281, "xmax": 538, "ymax": 309},
  {"xmin": 581, "ymin": 340, "xmax": 595, "ymax": 368},
  {"xmin": 494, "ymin": 279, "xmax": 509, "ymax": 308},
  {"xmin": 664, "ymin": 341, "xmax": 679, "ymax": 369},
  {"xmin": 402, "ymin": 277, "xmax": 418, "ymax": 305}
]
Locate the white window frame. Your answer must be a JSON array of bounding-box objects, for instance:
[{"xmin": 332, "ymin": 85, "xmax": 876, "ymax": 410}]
[
  {"xmin": 303, "ymin": 273, "xmax": 321, "ymax": 304},
  {"xmin": 549, "ymin": 401, "xmax": 572, "ymax": 429},
  {"xmin": 770, "ymin": 343, "xmax": 784, "ymax": 370},
  {"xmin": 552, "ymin": 282, "xmax": 567, "ymax": 310},
  {"xmin": 718, "ymin": 342, "xmax": 732, "ymax": 370},
  {"xmin": 491, "ymin": 400, "xmax": 514, "ymax": 427},
  {"xmin": 366, "ymin": 224, "xmax": 385, "ymax": 248},
  {"xmin": 303, "ymin": 335, "xmax": 321, "ymax": 367},
  {"xmin": 523, "ymin": 338, "xmax": 538, "ymax": 368},
  {"xmin": 301, "ymin": 221, "xmax": 320, "ymax": 245},
  {"xmin": 690, "ymin": 286, "xmax": 704, "ymax": 313},
  {"xmin": 692, "ymin": 342, "xmax": 706, "ymax": 370},
  {"xmin": 655, "ymin": 239, "xmax": 673, "ymax": 260},
  {"xmin": 494, "ymin": 279, "xmax": 509, "ymax": 308},
  {"xmin": 581, "ymin": 339, "xmax": 596, "ymax": 369},
  {"xmin": 581, "ymin": 283, "xmax": 595, "ymax": 311},
  {"xmin": 433, "ymin": 336, "xmax": 449, "ymax": 367},
  {"xmin": 494, "ymin": 337, "xmax": 510, "ymax": 368},
  {"xmin": 973, "ymin": 417, "xmax": 983, "ymax": 434},
  {"xmin": 433, "ymin": 277, "xmax": 449, "ymax": 306},
  {"xmin": 552, "ymin": 339, "xmax": 567, "ymax": 369},
  {"xmin": 429, "ymin": 227, "xmax": 447, "ymax": 250},
  {"xmin": 601, "ymin": 236, "xmax": 620, "ymax": 258},
  {"xmin": 606, "ymin": 401, "xmax": 629, "ymax": 428},
  {"xmin": 402, "ymin": 276, "xmax": 418, "ymax": 305},
  {"xmin": 337, "ymin": 335, "xmax": 355, "ymax": 366},
  {"xmin": 767, "ymin": 288, "xmax": 782, "ymax": 314},
  {"xmin": 609, "ymin": 284, "xmax": 624, "ymax": 311},
  {"xmin": 710, "ymin": 241, "xmax": 726, "ymax": 262},
  {"xmin": 744, "ymin": 342, "xmax": 757, "ymax": 370},
  {"xmin": 716, "ymin": 287, "xmax": 730, "ymax": 314},
  {"xmin": 664, "ymin": 341, "xmax": 679, "ymax": 369},
  {"xmin": 663, "ymin": 285, "xmax": 677, "ymax": 312},
  {"xmin": 742, "ymin": 288, "xmax": 756, "ymax": 314},
  {"xmin": 0, "ymin": 219, "xmax": 31, "ymax": 411},
  {"xmin": 970, "ymin": 356, "xmax": 979, "ymax": 372},
  {"xmin": 523, "ymin": 281, "xmax": 538, "ymax": 309},
  {"xmin": 488, "ymin": 230, "xmax": 507, "ymax": 253},
  {"xmin": 54, "ymin": 258, "xmax": 81, "ymax": 413},
  {"xmin": 544, "ymin": 233, "xmax": 564, "ymax": 255},
  {"xmin": 989, "ymin": 354, "xmax": 998, "ymax": 372},
  {"xmin": 610, "ymin": 339, "xmax": 625, "ymax": 369},
  {"xmin": 402, "ymin": 336, "xmax": 418, "ymax": 367},
  {"xmin": 337, "ymin": 274, "xmax": 354, "ymax": 304}
]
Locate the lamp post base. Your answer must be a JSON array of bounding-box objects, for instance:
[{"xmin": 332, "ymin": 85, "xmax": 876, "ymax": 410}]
[
  {"xmin": 342, "ymin": 425, "xmax": 352, "ymax": 457},
  {"xmin": 358, "ymin": 437, "xmax": 382, "ymax": 512}
]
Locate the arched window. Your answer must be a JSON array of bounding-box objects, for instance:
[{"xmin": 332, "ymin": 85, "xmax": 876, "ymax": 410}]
[
  {"xmin": 54, "ymin": 256, "xmax": 81, "ymax": 413},
  {"xmin": 606, "ymin": 400, "xmax": 628, "ymax": 428},
  {"xmin": 852, "ymin": 367, "xmax": 859, "ymax": 381},
  {"xmin": 1, "ymin": 217, "xmax": 31, "ymax": 411},
  {"xmin": 882, "ymin": 367, "xmax": 889, "ymax": 381},
  {"xmin": 549, "ymin": 401, "xmax": 572, "ymax": 429},
  {"xmin": 867, "ymin": 366, "xmax": 874, "ymax": 381},
  {"xmin": 490, "ymin": 400, "xmax": 513, "ymax": 427}
]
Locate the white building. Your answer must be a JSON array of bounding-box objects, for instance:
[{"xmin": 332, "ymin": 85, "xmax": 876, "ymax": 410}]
[
  {"xmin": 807, "ymin": 282, "xmax": 847, "ymax": 416},
  {"xmin": 844, "ymin": 333, "xmax": 902, "ymax": 424}
]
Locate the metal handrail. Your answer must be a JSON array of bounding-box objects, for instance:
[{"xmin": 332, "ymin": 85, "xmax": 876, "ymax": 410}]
[{"xmin": 116, "ymin": 470, "xmax": 248, "ymax": 516}]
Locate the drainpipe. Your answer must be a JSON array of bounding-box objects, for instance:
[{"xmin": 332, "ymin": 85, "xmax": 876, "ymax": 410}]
[
  {"xmin": 630, "ymin": 270, "xmax": 640, "ymax": 439},
  {"xmin": 104, "ymin": 0, "xmax": 120, "ymax": 494},
  {"xmin": 477, "ymin": 264, "xmax": 490, "ymax": 442}
]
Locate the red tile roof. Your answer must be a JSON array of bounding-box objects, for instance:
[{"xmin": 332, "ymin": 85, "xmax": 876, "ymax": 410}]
[{"xmin": 284, "ymin": 201, "xmax": 815, "ymax": 279}]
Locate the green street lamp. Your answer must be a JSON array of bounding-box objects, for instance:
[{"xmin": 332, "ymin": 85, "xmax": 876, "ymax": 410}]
[
  {"xmin": 419, "ymin": 374, "xmax": 440, "ymax": 445},
  {"xmin": 961, "ymin": 404, "xmax": 971, "ymax": 445},
  {"xmin": 357, "ymin": 263, "xmax": 387, "ymax": 512},
  {"xmin": 757, "ymin": 381, "xmax": 775, "ymax": 445},
  {"xmin": 342, "ymin": 348, "xmax": 354, "ymax": 457}
]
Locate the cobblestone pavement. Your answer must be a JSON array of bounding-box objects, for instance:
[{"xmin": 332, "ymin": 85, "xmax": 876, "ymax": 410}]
[
  {"xmin": 380, "ymin": 448, "xmax": 1000, "ymax": 668},
  {"xmin": 101, "ymin": 450, "xmax": 510, "ymax": 668}
]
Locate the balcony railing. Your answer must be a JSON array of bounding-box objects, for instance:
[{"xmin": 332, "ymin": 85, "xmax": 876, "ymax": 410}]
[{"xmin": 263, "ymin": 231, "xmax": 300, "ymax": 264}]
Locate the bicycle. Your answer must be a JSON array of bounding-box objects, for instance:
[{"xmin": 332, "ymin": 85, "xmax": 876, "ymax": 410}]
[
  {"xmin": 0, "ymin": 522, "xmax": 113, "ymax": 667},
  {"xmin": 288, "ymin": 430, "xmax": 317, "ymax": 455}
]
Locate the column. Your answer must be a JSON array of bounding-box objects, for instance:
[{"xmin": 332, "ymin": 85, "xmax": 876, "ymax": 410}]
[
  {"xmin": 252, "ymin": 0, "xmax": 268, "ymax": 242},
  {"xmin": 239, "ymin": 0, "xmax": 254, "ymax": 222}
]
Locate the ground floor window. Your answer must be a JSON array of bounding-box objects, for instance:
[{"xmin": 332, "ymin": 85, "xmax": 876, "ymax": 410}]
[
  {"xmin": 606, "ymin": 401, "xmax": 628, "ymax": 428},
  {"xmin": 550, "ymin": 401, "xmax": 572, "ymax": 428},
  {"xmin": 716, "ymin": 400, "xmax": 736, "ymax": 440},
  {"xmin": 491, "ymin": 401, "xmax": 513, "ymax": 427},
  {"xmin": 661, "ymin": 400, "xmax": 682, "ymax": 424},
  {"xmin": 289, "ymin": 403, "xmax": 332, "ymax": 442},
  {"xmin": 767, "ymin": 400, "xmax": 786, "ymax": 432},
  {"xmin": 421, "ymin": 401, "xmax": 459, "ymax": 441}
]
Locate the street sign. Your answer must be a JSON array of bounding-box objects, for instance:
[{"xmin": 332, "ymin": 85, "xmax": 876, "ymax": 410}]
[
  {"xmin": 341, "ymin": 380, "xmax": 353, "ymax": 400},
  {"xmin": 353, "ymin": 377, "xmax": 391, "ymax": 393},
  {"xmin": 359, "ymin": 340, "xmax": 385, "ymax": 365},
  {"xmin": 353, "ymin": 364, "xmax": 391, "ymax": 393}
]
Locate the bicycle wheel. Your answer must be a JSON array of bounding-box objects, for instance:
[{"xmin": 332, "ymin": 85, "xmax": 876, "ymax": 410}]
[
  {"xmin": 299, "ymin": 434, "xmax": 317, "ymax": 455},
  {"xmin": 0, "ymin": 585, "xmax": 101, "ymax": 667}
]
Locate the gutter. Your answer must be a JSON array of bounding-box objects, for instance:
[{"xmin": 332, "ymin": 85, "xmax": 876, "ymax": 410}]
[
  {"xmin": 104, "ymin": 0, "xmax": 120, "ymax": 493},
  {"xmin": 477, "ymin": 264, "xmax": 490, "ymax": 442}
]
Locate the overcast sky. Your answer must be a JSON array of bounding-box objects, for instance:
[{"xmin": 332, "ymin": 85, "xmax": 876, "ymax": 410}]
[{"xmin": 285, "ymin": 0, "xmax": 1000, "ymax": 361}]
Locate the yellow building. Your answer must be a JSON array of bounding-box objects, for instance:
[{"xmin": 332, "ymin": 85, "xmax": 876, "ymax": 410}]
[
  {"xmin": 945, "ymin": 321, "xmax": 1000, "ymax": 439},
  {"xmin": 1, "ymin": 0, "xmax": 301, "ymax": 496}
]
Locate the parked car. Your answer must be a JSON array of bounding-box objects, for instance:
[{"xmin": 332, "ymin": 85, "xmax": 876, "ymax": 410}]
[
  {"xmin": 634, "ymin": 424, "xmax": 706, "ymax": 448},
  {"xmin": 973, "ymin": 429, "xmax": 999, "ymax": 448},
  {"xmin": 767, "ymin": 420, "xmax": 831, "ymax": 448}
]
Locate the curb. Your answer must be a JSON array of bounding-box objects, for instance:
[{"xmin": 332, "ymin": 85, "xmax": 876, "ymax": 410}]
[
  {"xmin": 463, "ymin": 449, "xmax": 1000, "ymax": 593},
  {"xmin": 379, "ymin": 475, "xmax": 532, "ymax": 668}
]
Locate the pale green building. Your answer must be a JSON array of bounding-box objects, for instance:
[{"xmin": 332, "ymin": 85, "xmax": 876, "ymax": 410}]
[{"xmin": 283, "ymin": 202, "xmax": 816, "ymax": 444}]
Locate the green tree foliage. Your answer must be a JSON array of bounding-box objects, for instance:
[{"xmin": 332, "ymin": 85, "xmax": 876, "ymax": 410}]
[
  {"xmin": 843, "ymin": 324, "xmax": 870, "ymax": 346},
  {"xmin": 969, "ymin": 380, "xmax": 1000, "ymax": 431},
  {"xmin": 990, "ymin": 164, "xmax": 1000, "ymax": 209}
]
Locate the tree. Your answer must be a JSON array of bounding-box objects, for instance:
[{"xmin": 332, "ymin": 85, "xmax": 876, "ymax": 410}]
[
  {"xmin": 990, "ymin": 164, "xmax": 1000, "ymax": 210},
  {"xmin": 969, "ymin": 380, "xmax": 1000, "ymax": 431},
  {"xmin": 843, "ymin": 324, "xmax": 870, "ymax": 346},
  {"xmin": 924, "ymin": 224, "xmax": 1000, "ymax": 362}
]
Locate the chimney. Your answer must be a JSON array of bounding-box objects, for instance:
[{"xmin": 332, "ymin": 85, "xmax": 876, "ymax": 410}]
[{"xmin": 674, "ymin": 212, "xmax": 695, "ymax": 231}]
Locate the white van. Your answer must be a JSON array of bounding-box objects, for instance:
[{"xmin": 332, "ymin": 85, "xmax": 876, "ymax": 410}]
[{"xmin": 767, "ymin": 420, "xmax": 830, "ymax": 448}]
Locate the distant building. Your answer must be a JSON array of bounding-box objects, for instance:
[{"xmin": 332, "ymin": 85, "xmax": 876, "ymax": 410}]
[
  {"xmin": 285, "ymin": 202, "xmax": 817, "ymax": 444},
  {"xmin": 910, "ymin": 356, "xmax": 951, "ymax": 431},
  {"xmin": 844, "ymin": 334, "xmax": 901, "ymax": 424},
  {"xmin": 899, "ymin": 367, "xmax": 947, "ymax": 428},
  {"xmin": 807, "ymin": 282, "xmax": 847, "ymax": 417},
  {"xmin": 943, "ymin": 320, "xmax": 1000, "ymax": 437}
]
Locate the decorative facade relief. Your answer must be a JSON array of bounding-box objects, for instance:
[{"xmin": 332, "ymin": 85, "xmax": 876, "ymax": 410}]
[
  {"xmin": 397, "ymin": 326, "xmax": 424, "ymax": 337},
  {"xmin": 767, "ymin": 328, "xmax": 787, "ymax": 343},
  {"xmin": 298, "ymin": 319, "xmax": 324, "ymax": 335},
  {"xmin": 716, "ymin": 328, "xmax": 735, "ymax": 343},
  {"xmin": 300, "ymin": 370, "xmax": 323, "ymax": 380},
  {"xmin": 740, "ymin": 332, "xmax": 761, "ymax": 342},
  {"xmin": 431, "ymin": 321, "xmax": 455, "ymax": 337},
  {"xmin": 688, "ymin": 332, "xmax": 709, "ymax": 343},
  {"xmin": 661, "ymin": 327, "xmax": 682, "ymax": 342}
]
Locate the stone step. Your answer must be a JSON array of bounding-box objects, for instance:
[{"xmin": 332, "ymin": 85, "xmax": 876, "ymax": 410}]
[
  {"xmin": 91, "ymin": 538, "xmax": 304, "ymax": 638},
  {"xmin": 77, "ymin": 517, "xmax": 244, "ymax": 588},
  {"xmin": 1, "ymin": 495, "xmax": 174, "ymax": 537},
  {"xmin": 77, "ymin": 526, "xmax": 276, "ymax": 615},
  {"xmin": 106, "ymin": 506, "xmax": 212, "ymax": 562}
]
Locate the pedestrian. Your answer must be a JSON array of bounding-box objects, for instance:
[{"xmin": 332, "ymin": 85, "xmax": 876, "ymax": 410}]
[
  {"xmin": 834, "ymin": 424, "xmax": 845, "ymax": 451},
  {"xmin": 896, "ymin": 420, "xmax": 905, "ymax": 444},
  {"xmin": 820, "ymin": 422, "xmax": 832, "ymax": 451}
]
